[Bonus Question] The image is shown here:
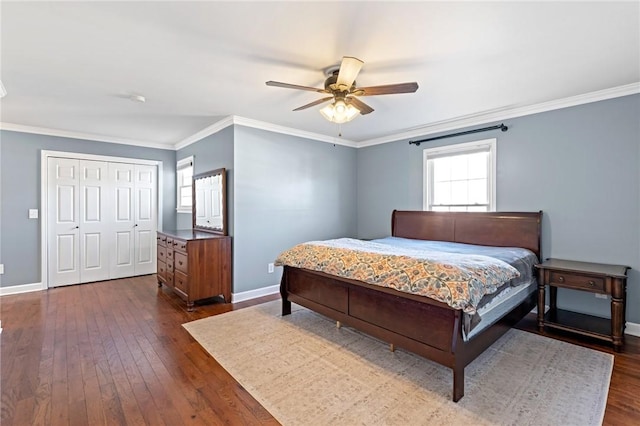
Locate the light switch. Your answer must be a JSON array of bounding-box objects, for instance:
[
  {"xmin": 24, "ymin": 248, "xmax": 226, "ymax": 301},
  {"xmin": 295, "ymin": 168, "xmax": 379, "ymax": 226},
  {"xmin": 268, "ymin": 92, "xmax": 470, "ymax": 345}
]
[{"xmin": 29, "ymin": 209, "xmax": 39, "ymax": 219}]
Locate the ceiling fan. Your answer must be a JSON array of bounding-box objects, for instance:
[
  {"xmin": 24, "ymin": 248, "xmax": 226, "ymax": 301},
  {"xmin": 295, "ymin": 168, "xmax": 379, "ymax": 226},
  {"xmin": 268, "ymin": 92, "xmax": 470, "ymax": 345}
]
[{"xmin": 266, "ymin": 56, "xmax": 419, "ymax": 124}]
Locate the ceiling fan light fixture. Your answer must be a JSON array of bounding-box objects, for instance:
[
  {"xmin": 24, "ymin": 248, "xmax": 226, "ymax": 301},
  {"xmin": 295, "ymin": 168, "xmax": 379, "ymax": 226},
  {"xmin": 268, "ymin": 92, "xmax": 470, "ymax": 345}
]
[
  {"xmin": 266, "ymin": 55, "xmax": 418, "ymax": 124},
  {"xmin": 319, "ymin": 99, "xmax": 359, "ymax": 124}
]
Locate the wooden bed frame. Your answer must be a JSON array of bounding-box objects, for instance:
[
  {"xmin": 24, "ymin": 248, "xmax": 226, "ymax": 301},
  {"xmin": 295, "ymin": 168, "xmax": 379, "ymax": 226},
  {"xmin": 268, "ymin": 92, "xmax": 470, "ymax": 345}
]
[{"xmin": 280, "ymin": 210, "xmax": 542, "ymax": 402}]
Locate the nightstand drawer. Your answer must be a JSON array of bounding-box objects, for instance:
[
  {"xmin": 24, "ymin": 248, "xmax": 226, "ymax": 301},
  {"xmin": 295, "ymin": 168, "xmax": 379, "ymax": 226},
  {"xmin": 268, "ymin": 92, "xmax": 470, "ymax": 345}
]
[{"xmin": 549, "ymin": 271, "xmax": 604, "ymax": 292}]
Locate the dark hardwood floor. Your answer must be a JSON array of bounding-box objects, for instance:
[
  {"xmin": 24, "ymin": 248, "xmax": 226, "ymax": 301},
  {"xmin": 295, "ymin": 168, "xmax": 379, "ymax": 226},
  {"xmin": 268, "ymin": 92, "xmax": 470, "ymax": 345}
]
[{"xmin": 1, "ymin": 275, "xmax": 639, "ymax": 425}]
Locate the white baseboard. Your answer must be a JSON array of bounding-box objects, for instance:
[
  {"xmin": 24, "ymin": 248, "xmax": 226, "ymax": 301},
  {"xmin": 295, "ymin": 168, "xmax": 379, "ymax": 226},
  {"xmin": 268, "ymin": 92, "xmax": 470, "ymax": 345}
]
[
  {"xmin": 3, "ymin": 282, "xmax": 638, "ymax": 338},
  {"xmin": 232, "ymin": 284, "xmax": 279, "ymax": 303},
  {"xmin": 625, "ymin": 322, "xmax": 640, "ymax": 337},
  {"xmin": 0, "ymin": 282, "xmax": 43, "ymax": 296}
]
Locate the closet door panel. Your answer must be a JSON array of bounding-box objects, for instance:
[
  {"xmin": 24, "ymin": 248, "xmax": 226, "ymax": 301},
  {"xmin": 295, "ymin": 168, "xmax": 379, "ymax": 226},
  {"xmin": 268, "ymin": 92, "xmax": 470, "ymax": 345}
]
[
  {"xmin": 48, "ymin": 158, "xmax": 80, "ymax": 287},
  {"xmin": 134, "ymin": 165, "xmax": 157, "ymax": 275},
  {"xmin": 83, "ymin": 233, "xmax": 102, "ymax": 269},
  {"xmin": 137, "ymin": 230, "xmax": 154, "ymax": 264},
  {"xmin": 56, "ymin": 234, "xmax": 77, "ymax": 272},
  {"xmin": 115, "ymin": 231, "xmax": 133, "ymax": 265},
  {"xmin": 79, "ymin": 160, "xmax": 109, "ymax": 283},
  {"xmin": 109, "ymin": 163, "xmax": 135, "ymax": 278}
]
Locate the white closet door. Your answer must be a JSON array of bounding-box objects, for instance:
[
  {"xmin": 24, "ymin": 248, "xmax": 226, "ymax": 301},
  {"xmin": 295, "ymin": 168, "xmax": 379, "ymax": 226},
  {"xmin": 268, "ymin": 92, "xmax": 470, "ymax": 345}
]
[
  {"xmin": 47, "ymin": 155, "xmax": 158, "ymax": 286},
  {"xmin": 79, "ymin": 160, "xmax": 110, "ymax": 283},
  {"xmin": 48, "ymin": 158, "xmax": 80, "ymax": 287},
  {"xmin": 133, "ymin": 164, "xmax": 157, "ymax": 275},
  {"xmin": 109, "ymin": 163, "xmax": 136, "ymax": 279}
]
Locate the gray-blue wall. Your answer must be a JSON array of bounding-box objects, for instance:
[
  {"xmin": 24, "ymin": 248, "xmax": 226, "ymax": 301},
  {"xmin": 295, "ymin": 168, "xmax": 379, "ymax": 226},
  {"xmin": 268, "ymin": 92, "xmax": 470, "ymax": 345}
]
[
  {"xmin": 176, "ymin": 126, "xmax": 234, "ymax": 230},
  {"xmin": 2, "ymin": 94, "xmax": 638, "ymax": 326},
  {"xmin": 357, "ymin": 94, "xmax": 640, "ymax": 322},
  {"xmin": 233, "ymin": 126, "xmax": 357, "ymax": 293},
  {"xmin": 0, "ymin": 130, "xmax": 176, "ymax": 287}
]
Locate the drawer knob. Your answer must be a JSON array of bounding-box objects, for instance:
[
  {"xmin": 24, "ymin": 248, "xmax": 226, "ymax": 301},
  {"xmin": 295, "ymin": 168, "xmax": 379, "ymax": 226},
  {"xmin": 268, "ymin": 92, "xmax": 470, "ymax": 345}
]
[
  {"xmin": 588, "ymin": 280, "xmax": 596, "ymax": 287},
  {"xmin": 179, "ymin": 261, "xmax": 183, "ymax": 265},
  {"xmin": 557, "ymin": 276, "xmax": 564, "ymax": 283}
]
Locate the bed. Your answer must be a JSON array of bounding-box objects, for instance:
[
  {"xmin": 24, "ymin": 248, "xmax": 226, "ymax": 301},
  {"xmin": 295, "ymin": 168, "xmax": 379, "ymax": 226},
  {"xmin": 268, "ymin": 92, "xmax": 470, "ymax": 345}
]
[{"xmin": 277, "ymin": 210, "xmax": 542, "ymax": 402}]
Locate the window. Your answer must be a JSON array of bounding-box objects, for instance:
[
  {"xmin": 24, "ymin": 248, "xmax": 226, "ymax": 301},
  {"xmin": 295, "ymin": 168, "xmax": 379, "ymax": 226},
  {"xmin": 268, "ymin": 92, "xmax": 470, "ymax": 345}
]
[
  {"xmin": 423, "ymin": 139, "xmax": 496, "ymax": 212},
  {"xmin": 176, "ymin": 156, "xmax": 194, "ymax": 213}
]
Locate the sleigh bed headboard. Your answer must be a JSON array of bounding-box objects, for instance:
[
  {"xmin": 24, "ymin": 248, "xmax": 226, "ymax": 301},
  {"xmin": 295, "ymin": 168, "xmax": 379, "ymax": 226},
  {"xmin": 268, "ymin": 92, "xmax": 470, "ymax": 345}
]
[{"xmin": 391, "ymin": 210, "xmax": 542, "ymax": 260}]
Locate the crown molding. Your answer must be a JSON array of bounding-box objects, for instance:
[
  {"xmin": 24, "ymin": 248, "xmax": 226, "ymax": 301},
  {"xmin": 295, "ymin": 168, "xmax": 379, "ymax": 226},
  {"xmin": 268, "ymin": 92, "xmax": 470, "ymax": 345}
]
[
  {"xmin": 3, "ymin": 83, "xmax": 636, "ymax": 151},
  {"xmin": 357, "ymin": 82, "xmax": 640, "ymax": 148},
  {"xmin": 0, "ymin": 122, "xmax": 170, "ymax": 150},
  {"xmin": 173, "ymin": 116, "xmax": 235, "ymax": 150},
  {"xmin": 175, "ymin": 115, "xmax": 358, "ymax": 150},
  {"xmin": 232, "ymin": 116, "xmax": 358, "ymax": 148}
]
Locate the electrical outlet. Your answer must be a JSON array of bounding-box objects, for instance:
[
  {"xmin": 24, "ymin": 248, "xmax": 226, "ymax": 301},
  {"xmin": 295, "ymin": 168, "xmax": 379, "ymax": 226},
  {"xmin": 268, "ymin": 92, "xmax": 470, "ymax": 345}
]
[
  {"xmin": 268, "ymin": 263, "xmax": 275, "ymax": 274},
  {"xmin": 595, "ymin": 293, "xmax": 608, "ymax": 299},
  {"xmin": 29, "ymin": 209, "xmax": 39, "ymax": 219}
]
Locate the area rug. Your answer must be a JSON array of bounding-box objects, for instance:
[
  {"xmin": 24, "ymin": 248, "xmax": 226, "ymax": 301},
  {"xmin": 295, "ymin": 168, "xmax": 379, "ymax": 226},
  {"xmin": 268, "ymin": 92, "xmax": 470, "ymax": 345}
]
[{"xmin": 183, "ymin": 301, "xmax": 613, "ymax": 425}]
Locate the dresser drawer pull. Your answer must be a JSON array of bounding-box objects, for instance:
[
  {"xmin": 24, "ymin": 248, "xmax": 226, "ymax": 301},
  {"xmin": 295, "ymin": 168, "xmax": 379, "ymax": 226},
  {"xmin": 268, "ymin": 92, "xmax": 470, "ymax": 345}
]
[
  {"xmin": 557, "ymin": 276, "xmax": 564, "ymax": 283},
  {"xmin": 178, "ymin": 261, "xmax": 183, "ymax": 266},
  {"xmin": 588, "ymin": 280, "xmax": 596, "ymax": 287}
]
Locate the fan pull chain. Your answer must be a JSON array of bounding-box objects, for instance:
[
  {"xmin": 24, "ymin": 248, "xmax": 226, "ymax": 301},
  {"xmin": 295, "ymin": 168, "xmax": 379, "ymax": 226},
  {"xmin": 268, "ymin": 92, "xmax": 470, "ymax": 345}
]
[{"xmin": 338, "ymin": 123, "xmax": 342, "ymax": 138}]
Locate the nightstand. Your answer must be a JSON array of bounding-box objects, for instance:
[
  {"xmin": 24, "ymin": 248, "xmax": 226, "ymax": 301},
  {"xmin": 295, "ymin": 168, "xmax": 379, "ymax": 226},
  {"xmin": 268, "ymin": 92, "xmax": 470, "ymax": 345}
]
[{"xmin": 535, "ymin": 258, "xmax": 629, "ymax": 352}]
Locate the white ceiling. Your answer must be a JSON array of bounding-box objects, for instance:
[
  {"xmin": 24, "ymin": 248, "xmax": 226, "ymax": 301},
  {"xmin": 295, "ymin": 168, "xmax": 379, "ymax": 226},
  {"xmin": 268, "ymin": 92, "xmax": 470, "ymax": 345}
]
[{"xmin": 1, "ymin": 1, "xmax": 639, "ymax": 149}]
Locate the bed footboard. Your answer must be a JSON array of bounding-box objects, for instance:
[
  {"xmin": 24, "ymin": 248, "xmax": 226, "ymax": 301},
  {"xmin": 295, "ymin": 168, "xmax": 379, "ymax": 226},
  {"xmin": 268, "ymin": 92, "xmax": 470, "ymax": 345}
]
[
  {"xmin": 280, "ymin": 266, "xmax": 468, "ymax": 400},
  {"xmin": 280, "ymin": 266, "xmax": 536, "ymax": 402},
  {"xmin": 279, "ymin": 210, "xmax": 541, "ymax": 401}
]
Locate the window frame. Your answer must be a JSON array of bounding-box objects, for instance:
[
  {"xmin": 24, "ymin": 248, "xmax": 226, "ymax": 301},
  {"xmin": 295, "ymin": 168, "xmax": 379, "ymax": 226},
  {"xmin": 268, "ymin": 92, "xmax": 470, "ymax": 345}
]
[
  {"xmin": 422, "ymin": 138, "xmax": 497, "ymax": 212},
  {"xmin": 176, "ymin": 156, "xmax": 194, "ymax": 213}
]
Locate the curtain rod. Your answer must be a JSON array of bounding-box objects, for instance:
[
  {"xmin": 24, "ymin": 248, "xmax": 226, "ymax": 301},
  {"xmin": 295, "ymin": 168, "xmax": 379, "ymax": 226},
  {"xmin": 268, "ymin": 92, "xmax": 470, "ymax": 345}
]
[{"xmin": 408, "ymin": 123, "xmax": 508, "ymax": 146}]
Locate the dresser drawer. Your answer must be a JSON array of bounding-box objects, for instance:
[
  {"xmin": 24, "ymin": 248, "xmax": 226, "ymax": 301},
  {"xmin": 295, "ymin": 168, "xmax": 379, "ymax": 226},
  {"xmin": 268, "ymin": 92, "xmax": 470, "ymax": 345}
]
[
  {"xmin": 174, "ymin": 239, "xmax": 187, "ymax": 253},
  {"xmin": 166, "ymin": 272, "xmax": 174, "ymax": 286},
  {"xmin": 174, "ymin": 252, "xmax": 188, "ymax": 274},
  {"xmin": 157, "ymin": 234, "xmax": 167, "ymax": 247},
  {"xmin": 157, "ymin": 246, "xmax": 166, "ymax": 262},
  {"xmin": 166, "ymin": 249, "xmax": 174, "ymax": 261},
  {"xmin": 157, "ymin": 260, "xmax": 167, "ymax": 280},
  {"xmin": 549, "ymin": 271, "xmax": 604, "ymax": 292},
  {"xmin": 166, "ymin": 237, "xmax": 174, "ymax": 248},
  {"xmin": 166, "ymin": 259, "xmax": 174, "ymax": 272},
  {"xmin": 174, "ymin": 271, "xmax": 188, "ymax": 293}
]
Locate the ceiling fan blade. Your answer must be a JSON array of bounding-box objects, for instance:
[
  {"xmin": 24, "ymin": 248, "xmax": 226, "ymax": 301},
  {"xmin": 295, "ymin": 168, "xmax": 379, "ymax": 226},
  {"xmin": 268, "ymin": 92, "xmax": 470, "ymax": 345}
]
[
  {"xmin": 266, "ymin": 81, "xmax": 329, "ymax": 93},
  {"xmin": 348, "ymin": 97, "xmax": 374, "ymax": 115},
  {"xmin": 354, "ymin": 82, "xmax": 419, "ymax": 96},
  {"xmin": 293, "ymin": 97, "xmax": 334, "ymax": 111},
  {"xmin": 336, "ymin": 56, "xmax": 364, "ymax": 90}
]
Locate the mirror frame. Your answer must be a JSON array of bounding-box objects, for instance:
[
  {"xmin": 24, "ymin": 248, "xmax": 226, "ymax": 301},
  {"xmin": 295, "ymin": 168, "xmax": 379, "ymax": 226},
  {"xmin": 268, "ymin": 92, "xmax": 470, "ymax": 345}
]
[{"xmin": 192, "ymin": 168, "xmax": 227, "ymax": 235}]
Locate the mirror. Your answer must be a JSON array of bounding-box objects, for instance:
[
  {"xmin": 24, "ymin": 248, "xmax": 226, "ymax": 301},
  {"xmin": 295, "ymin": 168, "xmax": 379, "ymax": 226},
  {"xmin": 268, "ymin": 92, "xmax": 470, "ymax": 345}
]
[{"xmin": 193, "ymin": 168, "xmax": 227, "ymax": 235}]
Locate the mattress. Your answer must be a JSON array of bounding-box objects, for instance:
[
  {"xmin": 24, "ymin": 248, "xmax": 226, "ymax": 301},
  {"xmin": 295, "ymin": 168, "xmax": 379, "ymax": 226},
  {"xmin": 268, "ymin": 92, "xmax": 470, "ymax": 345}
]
[{"xmin": 276, "ymin": 237, "xmax": 523, "ymax": 314}]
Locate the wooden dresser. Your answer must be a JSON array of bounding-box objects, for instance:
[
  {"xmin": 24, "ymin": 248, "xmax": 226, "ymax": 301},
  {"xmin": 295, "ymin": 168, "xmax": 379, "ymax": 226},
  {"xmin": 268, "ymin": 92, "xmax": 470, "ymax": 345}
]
[{"xmin": 157, "ymin": 229, "xmax": 231, "ymax": 310}]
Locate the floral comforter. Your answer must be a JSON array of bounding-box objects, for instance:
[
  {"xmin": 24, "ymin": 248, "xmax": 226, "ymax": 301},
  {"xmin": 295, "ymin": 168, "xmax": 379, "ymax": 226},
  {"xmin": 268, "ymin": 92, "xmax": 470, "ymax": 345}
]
[{"xmin": 275, "ymin": 238, "xmax": 521, "ymax": 314}]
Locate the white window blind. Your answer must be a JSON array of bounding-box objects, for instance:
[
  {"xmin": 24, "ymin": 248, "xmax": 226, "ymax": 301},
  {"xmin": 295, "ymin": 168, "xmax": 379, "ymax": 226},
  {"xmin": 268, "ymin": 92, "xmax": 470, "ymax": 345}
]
[
  {"xmin": 176, "ymin": 156, "xmax": 194, "ymax": 213},
  {"xmin": 423, "ymin": 139, "xmax": 496, "ymax": 212}
]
